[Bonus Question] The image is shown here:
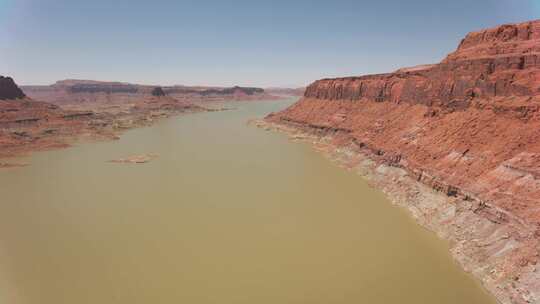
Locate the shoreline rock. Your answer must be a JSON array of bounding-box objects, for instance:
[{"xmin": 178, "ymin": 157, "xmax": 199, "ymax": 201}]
[
  {"xmin": 252, "ymin": 119, "xmax": 539, "ymax": 304},
  {"xmin": 0, "ymin": 78, "xmax": 215, "ymax": 167},
  {"xmin": 0, "ymin": 76, "xmax": 25, "ymax": 100},
  {"xmin": 0, "ymin": 161, "xmax": 29, "ymax": 169},
  {"xmin": 108, "ymin": 153, "xmax": 158, "ymax": 164},
  {"xmin": 257, "ymin": 19, "xmax": 540, "ymax": 304}
]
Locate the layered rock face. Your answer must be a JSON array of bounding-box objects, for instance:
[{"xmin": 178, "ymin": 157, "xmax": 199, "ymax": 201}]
[
  {"xmin": 267, "ymin": 19, "xmax": 540, "ymax": 304},
  {"xmin": 0, "ymin": 79, "xmax": 97, "ymax": 159},
  {"xmin": 0, "ymin": 77, "xmax": 205, "ymax": 160},
  {"xmin": 0, "ymin": 76, "xmax": 26, "ymax": 100},
  {"xmin": 305, "ymin": 20, "xmax": 540, "ymax": 107},
  {"xmin": 272, "ymin": 19, "xmax": 540, "ymax": 224}
]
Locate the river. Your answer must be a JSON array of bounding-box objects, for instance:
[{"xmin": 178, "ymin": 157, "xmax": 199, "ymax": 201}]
[{"xmin": 0, "ymin": 98, "xmax": 495, "ymax": 304}]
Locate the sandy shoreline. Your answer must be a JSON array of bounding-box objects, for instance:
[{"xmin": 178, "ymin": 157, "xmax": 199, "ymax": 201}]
[{"xmin": 251, "ymin": 119, "xmax": 540, "ymax": 304}]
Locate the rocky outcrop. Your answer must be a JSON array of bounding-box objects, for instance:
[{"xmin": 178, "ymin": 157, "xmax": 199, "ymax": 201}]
[
  {"xmin": 305, "ymin": 20, "xmax": 540, "ymax": 109},
  {"xmin": 0, "ymin": 76, "xmax": 26, "ymax": 100},
  {"xmin": 151, "ymin": 87, "xmax": 166, "ymax": 97},
  {"xmin": 0, "ymin": 95, "xmax": 96, "ymax": 159},
  {"xmin": 445, "ymin": 20, "xmax": 540, "ymax": 62},
  {"xmin": 266, "ymin": 19, "xmax": 540, "ymax": 304},
  {"xmin": 0, "ymin": 77, "xmax": 208, "ymax": 161},
  {"xmin": 109, "ymin": 153, "xmax": 158, "ymax": 164},
  {"xmin": 50, "ymin": 80, "xmax": 139, "ymax": 94}
]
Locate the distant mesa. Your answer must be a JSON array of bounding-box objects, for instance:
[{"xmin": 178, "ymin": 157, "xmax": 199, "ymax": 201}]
[
  {"xmin": 21, "ymin": 79, "xmax": 274, "ymax": 104},
  {"xmin": 194, "ymin": 86, "xmax": 265, "ymax": 96},
  {"xmin": 151, "ymin": 87, "xmax": 166, "ymax": 97},
  {"xmin": 0, "ymin": 76, "xmax": 26, "ymax": 100},
  {"xmin": 265, "ymin": 87, "xmax": 306, "ymax": 96}
]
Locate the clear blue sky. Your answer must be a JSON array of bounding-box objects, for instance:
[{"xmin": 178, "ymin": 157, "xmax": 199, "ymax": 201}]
[{"xmin": 0, "ymin": 0, "xmax": 537, "ymax": 87}]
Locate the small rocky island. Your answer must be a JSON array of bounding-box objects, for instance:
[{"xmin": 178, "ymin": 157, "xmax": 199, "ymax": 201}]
[{"xmin": 108, "ymin": 154, "xmax": 159, "ymax": 164}]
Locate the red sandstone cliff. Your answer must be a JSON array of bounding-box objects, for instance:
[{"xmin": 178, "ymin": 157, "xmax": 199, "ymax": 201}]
[
  {"xmin": 269, "ymin": 19, "xmax": 540, "ymax": 226},
  {"xmin": 0, "ymin": 78, "xmax": 96, "ymax": 160},
  {"xmin": 266, "ymin": 20, "xmax": 540, "ymax": 303},
  {"xmin": 0, "ymin": 77, "xmax": 205, "ymax": 161}
]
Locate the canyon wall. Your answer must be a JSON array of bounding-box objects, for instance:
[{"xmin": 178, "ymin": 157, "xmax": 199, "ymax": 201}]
[
  {"xmin": 0, "ymin": 77, "xmax": 204, "ymax": 161},
  {"xmin": 265, "ymin": 87, "xmax": 306, "ymax": 97},
  {"xmin": 266, "ymin": 19, "xmax": 540, "ymax": 304}
]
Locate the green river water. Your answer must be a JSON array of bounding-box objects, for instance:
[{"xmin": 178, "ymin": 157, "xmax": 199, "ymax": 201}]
[{"xmin": 0, "ymin": 99, "xmax": 495, "ymax": 304}]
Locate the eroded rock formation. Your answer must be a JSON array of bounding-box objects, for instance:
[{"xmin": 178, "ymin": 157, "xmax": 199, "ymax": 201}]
[
  {"xmin": 271, "ymin": 19, "xmax": 540, "ymax": 224},
  {"xmin": 0, "ymin": 77, "xmax": 206, "ymax": 160},
  {"xmin": 0, "ymin": 76, "xmax": 26, "ymax": 100},
  {"xmin": 266, "ymin": 19, "xmax": 540, "ymax": 304},
  {"xmin": 151, "ymin": 87, "xmax": 166, "ymax": 97}
]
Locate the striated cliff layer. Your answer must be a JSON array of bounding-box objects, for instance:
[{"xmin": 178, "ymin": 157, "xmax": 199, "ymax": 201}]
[{"xmin": 266, "ymin": 20, "xmax": 540, "ymax": 304}]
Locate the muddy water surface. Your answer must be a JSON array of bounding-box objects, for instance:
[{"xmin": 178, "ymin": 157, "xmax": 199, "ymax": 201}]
[{"xmin": 0, "ymin": 99, "xmax": 495, "ymax": 304}]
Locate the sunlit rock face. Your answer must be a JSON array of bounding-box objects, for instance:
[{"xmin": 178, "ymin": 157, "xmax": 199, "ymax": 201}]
[
  {"xmin": 271, "ymin": 19, "xmax": 540, "ymax": 219},
  {"xmin": 267, "ymin": 20, "xmax": 540, "ymax": 304}
]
